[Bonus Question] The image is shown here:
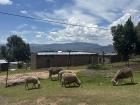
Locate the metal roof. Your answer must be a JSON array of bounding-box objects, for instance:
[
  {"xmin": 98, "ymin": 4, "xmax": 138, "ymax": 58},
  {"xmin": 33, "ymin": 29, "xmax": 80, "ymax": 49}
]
[
  {"xmin": 99, "ymin": 53, "xmax": 117, "ymax": 56},
  {"xmin": 0, "ymin": 59, "xmax": 7, "ymax": 64},
  {"xmin": 37, "ymin": 52, "xmax": 97, "ymax": 56}
]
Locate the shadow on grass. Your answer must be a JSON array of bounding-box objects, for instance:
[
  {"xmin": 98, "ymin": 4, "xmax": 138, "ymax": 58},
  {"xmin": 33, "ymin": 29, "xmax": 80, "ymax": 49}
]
[
  {"xmin": 50, "ymin": 77, "xmax": 59, "ymax": 81},
  {"xmin": 118, "ymin": 82, "xmax": 138, "ymax": 86},
  {"xmin": 64, "ymin": 85, "xmax": 81, "ymax": 88},
  {"xmin": 26, "ymin": 87, "xmax": 41, "ymax": 91}
]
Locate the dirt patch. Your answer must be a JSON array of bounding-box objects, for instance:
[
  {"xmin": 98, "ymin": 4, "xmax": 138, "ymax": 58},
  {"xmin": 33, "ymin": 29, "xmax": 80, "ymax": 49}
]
[
  {"xmin": 0, "ymin": 69, "xmax": 80, "ymax": 86},
  {"xmin": 78, "ymin": 102, "xmax": 88, "ymax": 105},
  {"xmin": 36, "ymin": 97, "xmax": 46, "ymax": 105}
]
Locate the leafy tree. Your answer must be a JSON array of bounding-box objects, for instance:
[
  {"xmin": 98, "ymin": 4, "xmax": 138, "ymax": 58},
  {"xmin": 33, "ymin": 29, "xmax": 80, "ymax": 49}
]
[
  {"xmin": 111, "ymin": 24, "xmax": 126, "ymax": 60},
  {"xmin": 0, "ymin": 46, "xmax": 7, "ymax": 59},
  {"xmin": 135, "ymin": 22, "xmax": 140, "ymax": 54},
  {"xmin": 111, "ymin": 17, "xmax": 136, "ymax": 61},
  {"xmin": 6, "ymin": 35, "xmax": 31, "ymax": 62}
]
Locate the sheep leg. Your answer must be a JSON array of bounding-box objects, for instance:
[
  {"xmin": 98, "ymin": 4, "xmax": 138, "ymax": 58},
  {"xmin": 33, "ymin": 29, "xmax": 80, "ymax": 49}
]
[
  {"xmin": 131, "ymin": 76, "xmax": 134, "ymax": 83},
  {"xmin": 33, "ymin": 83, "xmax": 36, "ymax": 89},
  {"xmin": 61, "ymin": 81, "xmax": 64, "ymax": 87},
  {"xmin": 25, "ymin": 83, "xmax": 27, "ymax": 90},
  {"xmin": 27, "ymin": 83, "xmax": 29, "ymax": 90},
  {"xmin": 49, "ymin": 73, "xmax": 51, "ymax": 79},
  {"xmin": 57, "ymin": 74, "xmax": 59, "ymax": 80}
]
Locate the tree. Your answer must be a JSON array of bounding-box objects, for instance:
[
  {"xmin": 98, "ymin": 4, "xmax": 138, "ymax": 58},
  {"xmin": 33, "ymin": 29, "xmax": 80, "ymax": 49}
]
[
  {"xmin": 124, "ymin": 17, "xmax": 136, "ymax": 51},
  {"xmin": 0, "ymin": 46, "xmax": 7, "ymax": 59},
  {"xmin": 111, "ymin": 17, "xmax": 136, "ymax": 61},
  {"xmin": 111, "ymin": 24, "xmax": 126, "ymax": 60},
  {"xmin": 135, "ymin": 22, "xmax": 140, "ymax": 54},
  {"xmin": 6, "ymin": 35, "xmax": 31, "ymax": 62}
]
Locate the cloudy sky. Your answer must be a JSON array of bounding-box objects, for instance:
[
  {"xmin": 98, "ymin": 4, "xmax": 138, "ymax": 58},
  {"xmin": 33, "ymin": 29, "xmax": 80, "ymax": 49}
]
[{"xmin": 0, "ymin": 0, "xmax": 140, "ymax": 45}]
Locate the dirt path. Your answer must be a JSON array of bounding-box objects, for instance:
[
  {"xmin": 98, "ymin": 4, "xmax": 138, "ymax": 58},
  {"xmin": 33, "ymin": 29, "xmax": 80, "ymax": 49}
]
[{"xmin": 0, "ymin": 69, "xmax": 80, "ymax": 85}]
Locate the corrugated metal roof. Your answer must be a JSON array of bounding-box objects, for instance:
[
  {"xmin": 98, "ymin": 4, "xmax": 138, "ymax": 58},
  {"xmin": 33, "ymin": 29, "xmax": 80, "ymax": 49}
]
[
  {"xmin": 37, "ymin": 52, "xmax": 97, "ymax": 56},
  {"xmin": 99, "ymin": 53, "xmax": 117, "ymax": 56},
  {"xmin": 0, "ymin": 59, "xmax": 7, "ymax": 64}
]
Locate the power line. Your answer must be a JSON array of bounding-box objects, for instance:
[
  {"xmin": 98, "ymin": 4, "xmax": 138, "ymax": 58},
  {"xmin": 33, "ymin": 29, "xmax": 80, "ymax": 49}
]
[{"xmin": 0, "ymin": 11, "xmax": 110, "ymax": 30}]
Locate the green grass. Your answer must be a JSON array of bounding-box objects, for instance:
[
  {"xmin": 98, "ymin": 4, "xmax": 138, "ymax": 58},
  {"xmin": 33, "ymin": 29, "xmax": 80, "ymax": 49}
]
[
  {"xmin": 0, "ymin": 68, "xmax": 140, "ymax": 105},
  {"xmin": 0, "ymin": 59, "xmax": 140, "ymax": 105},
  {"xmin": 88, "ymin": 64, "xmax": 109, "ymax": 70}
]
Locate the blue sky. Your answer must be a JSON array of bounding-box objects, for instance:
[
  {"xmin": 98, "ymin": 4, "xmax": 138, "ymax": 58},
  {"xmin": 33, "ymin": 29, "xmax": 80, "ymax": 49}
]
[{"xmin": 0, "ymin": 0, "xmax": 140, "ymax": 45}]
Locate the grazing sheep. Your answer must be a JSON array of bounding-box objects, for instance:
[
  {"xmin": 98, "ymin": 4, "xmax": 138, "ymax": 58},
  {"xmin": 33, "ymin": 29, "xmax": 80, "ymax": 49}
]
[
  {"xmin": 112, "ymin": 67, "xmax": 134, "ymax": 86},
  {"xmin": 48, "ymin": 67, "xmax": 63, "ymax": 80},
  {"xmin": 25, "ymin": 76, "xmax": 40, "ymax": 90},
  {"xmin": 58, "ymin": 70, "xmax": 72, "ymax": 82},
  {"xmin": 61, "ymin": 73, "xmax": 81, "ymax": 87}
]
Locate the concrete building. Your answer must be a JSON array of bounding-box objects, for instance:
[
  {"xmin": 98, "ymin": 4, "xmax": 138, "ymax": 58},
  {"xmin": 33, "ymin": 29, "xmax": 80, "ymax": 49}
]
[
  {"xmin": 31, "ymin": 52, "xmax": 98, "ymax": 69},
  {"xmin": 0, "ymin": 59, "xmax": 8, "ymax": 71}
]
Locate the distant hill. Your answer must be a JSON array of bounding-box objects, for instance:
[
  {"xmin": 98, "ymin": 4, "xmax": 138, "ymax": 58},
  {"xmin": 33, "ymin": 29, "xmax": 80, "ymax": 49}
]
[
  {"xmin": 0, "ymin": 42, "xmax": 115, "ymax": 53},
  {"xmin": 30, "ymin": 42, "xmax": 115, "ymax": 53}
]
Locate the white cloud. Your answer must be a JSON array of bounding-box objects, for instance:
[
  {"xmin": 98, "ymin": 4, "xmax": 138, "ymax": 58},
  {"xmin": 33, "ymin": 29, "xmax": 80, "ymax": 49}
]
[
  {"xmin": 47, "ymin": 17, "xmax": 112, "ymax": 45},
  {"xmin": 110, "ymin": 9, "xmax": 140, "ymax": 27},
  {"xmin": 0, "ymin": 0, "xmax": 12, "ymax": 5},
  {"xmin": 16, "ymin": 24, "xmax": 28, "ymax": 30},
  {"xmin": 20, "ymin": 10, "xmax": 28, "ymax": 14},
  {"xmin": 35, "ymin": 32, "xmax": 46, "ymax": 38},
  {"xmin": 8, "ymin": 0, "xmax": 140, "ymax": 45},
  {"xmin": 45, "ymin": 0, "xmax": 54, "ymax": 2}
]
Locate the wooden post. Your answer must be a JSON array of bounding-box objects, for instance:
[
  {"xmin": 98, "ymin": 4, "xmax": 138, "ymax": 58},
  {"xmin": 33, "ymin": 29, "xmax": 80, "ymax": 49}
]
[
  {"xmin": 5, "ymin": 62, "xmax": 9, "ymax": 87},
  {"xmin": 102, "ymin": 51, "xmax": 105, "ymax": 64},
  {"xmin": 67, "ymin": 50, "xmax": 71, "ymax": 69}
]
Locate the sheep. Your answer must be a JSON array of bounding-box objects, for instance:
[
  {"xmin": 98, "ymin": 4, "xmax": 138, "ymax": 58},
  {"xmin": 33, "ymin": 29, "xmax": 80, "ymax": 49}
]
[
  {"xmin": 61, "ymin": 73, "xmax": 81, "ymax": 87},
  {"xmin": 58, "ymin": 70, "xmax": 72, "ymax": 82},
  {"xmin": 112, "ymin": 67, "xmax": 134, "ymax": 86},
  {"xmin": 48, "ymin": 67, "xmax": 63, "ymax": 80},
  {"xmin": 25, "ymin": 76, "xmax": 40, "ymax": 90}
]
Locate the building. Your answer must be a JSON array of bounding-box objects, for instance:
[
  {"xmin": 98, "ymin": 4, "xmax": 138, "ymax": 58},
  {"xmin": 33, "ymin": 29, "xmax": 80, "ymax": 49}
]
[
  {"xmin": 98, "ymin": 53, "xmax": 121, "ymax": 64},
  {"xmin": 31, "ymin": 52, "xmax": 98, "ymax": 69},
  {"xmin": 0, "ymin": 59, "xmax": 8, "ymax": 71}
]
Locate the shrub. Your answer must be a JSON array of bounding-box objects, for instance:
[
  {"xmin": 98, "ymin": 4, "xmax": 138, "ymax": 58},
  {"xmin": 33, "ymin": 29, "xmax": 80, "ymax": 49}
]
[
  {"xmin": 88, "ymin": 64, "xmax": 109, "ymax": 70},
  {"xmin": 17, "ymin": 62, "xmax": 23, "ymax": 69}
]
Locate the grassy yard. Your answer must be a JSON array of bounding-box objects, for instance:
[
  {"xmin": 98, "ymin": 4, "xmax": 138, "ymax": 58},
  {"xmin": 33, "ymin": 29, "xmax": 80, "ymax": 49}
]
[{"xmin": 0, "ymin": 60, "xmax": 140, "ymax": 105}]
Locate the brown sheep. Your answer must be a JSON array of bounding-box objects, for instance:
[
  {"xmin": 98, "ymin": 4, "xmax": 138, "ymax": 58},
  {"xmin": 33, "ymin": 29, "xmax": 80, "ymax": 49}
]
[
  {"xmin": 58, "ymin": 70, "xmax": 72, "ymax": 82},
  {"xmin": 112, "ymin": 67, "xmax": 134, "ymax": 86},
  {"xmin": 48, "ymin": 67, "xmax": 63, "ymax": 80},
  {"xmin": 25, "ymin": 76, "xmax": 40, "ymax": 90},
  {"xmin": 61, "ymin": 73, "xmax": 81, "ymax": 87}
]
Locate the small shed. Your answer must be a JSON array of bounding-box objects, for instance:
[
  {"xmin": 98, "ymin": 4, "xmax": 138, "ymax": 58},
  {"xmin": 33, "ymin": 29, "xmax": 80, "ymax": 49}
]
[{"xmin": 0, "ymin": 59, "xmax": 8, "ymax": 71}]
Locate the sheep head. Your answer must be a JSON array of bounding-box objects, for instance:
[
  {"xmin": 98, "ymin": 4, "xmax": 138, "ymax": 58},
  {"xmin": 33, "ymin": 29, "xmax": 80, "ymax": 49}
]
[{"xmin": 111, "ymin": 78, "xmax": 118, "ymax": 86}]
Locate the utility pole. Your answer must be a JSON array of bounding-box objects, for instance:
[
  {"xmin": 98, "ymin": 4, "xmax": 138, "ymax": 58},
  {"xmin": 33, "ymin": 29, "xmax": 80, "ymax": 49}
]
[
  {"xmin": 67, "ymin": 50, "xmax": 71, "ymax": 69},
  {"xmin": 102, "ymin": 51, "xmax": 105, "ymax": 64},
  {"xmin": 5, "ymin": 61, "xmax": 9, "ymax": 87}
]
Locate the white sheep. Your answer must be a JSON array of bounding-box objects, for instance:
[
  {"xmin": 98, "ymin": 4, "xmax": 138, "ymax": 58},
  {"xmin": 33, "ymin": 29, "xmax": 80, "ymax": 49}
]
[
  {"xmin": 25, "ymin": 76, "xmax": 40, "ymax": 90},
  {"xmin": 48, "ymin": 67, "xmax": 63, "ymax": 80},
  {"xmin": 58, "ymin": 70, "xmax": 72, "ymax": 82},
  {"xmin": 61, "ymin": 73, "xmax": 81, "ymax": 87},
  {"xmin": 112, "ymin": 67, "xmax": 134, "ymax": 86}
]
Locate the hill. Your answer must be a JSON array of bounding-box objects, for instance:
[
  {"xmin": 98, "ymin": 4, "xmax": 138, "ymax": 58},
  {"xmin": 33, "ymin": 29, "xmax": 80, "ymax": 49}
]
[{"xmin": 30, "ymin": 42, "xmax": 114, "ymax": 53}]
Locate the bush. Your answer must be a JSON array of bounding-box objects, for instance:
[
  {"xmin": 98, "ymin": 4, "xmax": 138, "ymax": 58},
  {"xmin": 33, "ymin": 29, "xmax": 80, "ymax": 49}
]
[
  {"xmin": 88, "ymin": 64, "xmax": 109, "ymax": 70},
  {"xmin": 17, "ymin": 63, "xmax": 23, "ymax": 69}
]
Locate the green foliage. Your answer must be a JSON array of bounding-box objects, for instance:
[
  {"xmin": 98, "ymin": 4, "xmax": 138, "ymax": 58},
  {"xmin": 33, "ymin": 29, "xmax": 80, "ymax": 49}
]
[
  {"xmin": 88, "ymin": 64, "xmax": 109, "ymax": 70},
  {"xmin": 111, "ymin": 17, "xmax": 136, "ymax": 61},
  {"xmin": 135, "ymin": 22, "xmax": 140, "ymax": 54},
  {"xmin": 17, "ymin": 62, "xmax": 23, "ymax": 69},
  {"xmin": 6, "ymin": 35, "xmax": 31, "ymax": 62},
  {"xmin": 0, "ymin": 46, "xmax": 7, "ymax": 59}
]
